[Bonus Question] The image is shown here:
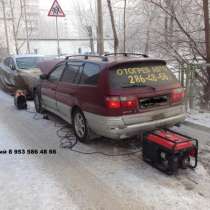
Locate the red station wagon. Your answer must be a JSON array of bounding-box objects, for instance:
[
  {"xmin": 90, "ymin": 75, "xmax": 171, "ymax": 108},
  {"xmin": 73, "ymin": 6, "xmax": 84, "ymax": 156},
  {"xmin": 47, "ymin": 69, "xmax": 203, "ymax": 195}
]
[{"xmin": 34, "ymin": 54, "xmax": 186, "ymax": 143}]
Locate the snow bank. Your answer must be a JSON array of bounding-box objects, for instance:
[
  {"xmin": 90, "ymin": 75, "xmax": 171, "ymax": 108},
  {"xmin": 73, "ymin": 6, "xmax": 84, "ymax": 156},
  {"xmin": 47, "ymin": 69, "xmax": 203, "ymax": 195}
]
[{"xmin": 186, "ymin": 111, "xmax": 210, "ymax": 129}]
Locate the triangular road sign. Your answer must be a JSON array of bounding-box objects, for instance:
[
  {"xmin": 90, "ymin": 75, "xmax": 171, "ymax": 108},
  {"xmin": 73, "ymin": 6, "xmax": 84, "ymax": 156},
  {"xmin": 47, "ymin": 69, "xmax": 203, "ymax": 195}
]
[{"xmin": 48, "ymin": 0, "xmax": 65, "ymax": 17}]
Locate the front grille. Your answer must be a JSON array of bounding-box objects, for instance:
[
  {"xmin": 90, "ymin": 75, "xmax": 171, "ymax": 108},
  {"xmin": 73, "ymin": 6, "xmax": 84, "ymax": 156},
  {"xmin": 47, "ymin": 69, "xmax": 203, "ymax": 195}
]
[{"xmin": 139, "ymin": 95, "xmax": 169, "ymax": 109}]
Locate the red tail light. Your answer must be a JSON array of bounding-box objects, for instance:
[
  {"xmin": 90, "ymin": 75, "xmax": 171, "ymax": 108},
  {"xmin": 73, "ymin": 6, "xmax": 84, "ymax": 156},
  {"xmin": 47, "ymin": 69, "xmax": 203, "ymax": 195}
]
[
  {"xmin": 105, "ymin": 96, "xmax": 137, "ymax": 109},
  {"xmin": 105, "ymin": 96, "xmax": 121, "ymax": 109},
  {"xmin": 120, "ymin": 96, "xmax": 137, "ymax": 108},
  {"xmin": 171, "ymin": 88, "xmax": 185, "ymax": 104}
]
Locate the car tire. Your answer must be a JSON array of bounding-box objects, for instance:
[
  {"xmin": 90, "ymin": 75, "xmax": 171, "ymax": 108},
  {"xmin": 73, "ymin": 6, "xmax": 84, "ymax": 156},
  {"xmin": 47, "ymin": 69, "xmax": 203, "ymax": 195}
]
[
  {"xmin": 34, "ymin": 90, "xmax": 42, "ymax": 113},
  {"xmin": 72, "ymin": 109, "xmax": 90, "ymax": 143}
]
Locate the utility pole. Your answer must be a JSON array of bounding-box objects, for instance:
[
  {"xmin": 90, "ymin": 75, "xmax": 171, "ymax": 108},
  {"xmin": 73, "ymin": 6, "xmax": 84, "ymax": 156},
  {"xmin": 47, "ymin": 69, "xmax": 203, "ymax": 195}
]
[
  {"xmin": 1, "ymin": 0, "xmax": 10, "ymax": 54},
  {"xmin": 97, "ymin": 0, "xmax": 104, "ymax": 55},
  {"xmin": 23, "ymin": 0, "xmax": 30, "ymax": 53},
  {"xmin": 123, "ymin": 0, "xmax": 127, "ymax": 53},
  {"xmin": 203, "ymin": 0, "xmax": 210, "ymax": 65},
  {"xmin": 203, "ymin": 0, "xmax": 210, "ymax": 106}
]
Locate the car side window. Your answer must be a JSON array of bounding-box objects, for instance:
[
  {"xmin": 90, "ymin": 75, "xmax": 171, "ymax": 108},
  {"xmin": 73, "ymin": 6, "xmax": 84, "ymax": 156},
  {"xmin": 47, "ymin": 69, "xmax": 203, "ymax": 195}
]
[
  {"xmin": 61, "ymin": 63, "xmax": 80, "ymax": 83},
  {"xmin": 80, "ymin": 63, "xmax": 101, "ymax": 85},
  {"xmin": 48, "ymin": 64, "xmax": 65, "ymax": 82},
  {"xmin": 74, "ymin": 66, "xmax": 83, "ymax": 84}
]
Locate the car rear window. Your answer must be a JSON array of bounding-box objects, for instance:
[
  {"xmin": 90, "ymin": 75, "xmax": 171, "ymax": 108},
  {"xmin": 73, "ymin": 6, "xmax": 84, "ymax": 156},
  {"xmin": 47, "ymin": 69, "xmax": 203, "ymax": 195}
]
[{"xmin": 109, "ymin": 62, "xmax": 177, "ymax": 89}]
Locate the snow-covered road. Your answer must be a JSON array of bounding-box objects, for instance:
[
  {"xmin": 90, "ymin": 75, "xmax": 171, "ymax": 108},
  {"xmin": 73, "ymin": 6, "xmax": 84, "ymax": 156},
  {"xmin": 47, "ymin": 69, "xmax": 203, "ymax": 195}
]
[{"xmin": 0, "ymin": 89, "xmax": 210, "ymax": 210}]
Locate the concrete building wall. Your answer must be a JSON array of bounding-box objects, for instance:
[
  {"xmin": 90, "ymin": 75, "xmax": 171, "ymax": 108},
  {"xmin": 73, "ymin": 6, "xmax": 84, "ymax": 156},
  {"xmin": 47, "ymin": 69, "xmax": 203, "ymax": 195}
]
[{"xmin": 17, "ymin": 39, "xmax": 113, "ymax": 55}]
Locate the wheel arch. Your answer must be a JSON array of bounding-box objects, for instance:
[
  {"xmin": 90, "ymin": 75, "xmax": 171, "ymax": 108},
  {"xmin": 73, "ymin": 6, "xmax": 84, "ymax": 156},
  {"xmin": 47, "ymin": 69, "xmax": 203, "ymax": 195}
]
[{"xmin": 71, "ymin": 105, "xmax": 82, "ymax": 119}]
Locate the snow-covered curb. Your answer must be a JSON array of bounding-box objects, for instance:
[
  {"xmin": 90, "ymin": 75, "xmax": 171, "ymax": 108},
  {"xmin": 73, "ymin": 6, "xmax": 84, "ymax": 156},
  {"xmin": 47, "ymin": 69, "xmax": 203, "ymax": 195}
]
[{"xmin": 186, "ymin": 111, "xmax": 210, "ymax": 129}]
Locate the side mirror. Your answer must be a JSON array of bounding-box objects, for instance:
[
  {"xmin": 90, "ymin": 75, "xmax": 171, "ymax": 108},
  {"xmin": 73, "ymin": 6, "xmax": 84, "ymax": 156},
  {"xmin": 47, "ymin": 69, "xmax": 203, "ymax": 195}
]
[
  {"xmin": 10, "ymin": 65, "xmax": 16, "ymax": 71},
  {"xmin": 40, "ymin": 74, "xmax": 48, "ymax": 80}
]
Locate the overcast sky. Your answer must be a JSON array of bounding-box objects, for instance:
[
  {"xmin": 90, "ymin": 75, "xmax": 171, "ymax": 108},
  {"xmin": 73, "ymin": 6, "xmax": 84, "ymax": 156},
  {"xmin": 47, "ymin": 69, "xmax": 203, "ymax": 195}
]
[{"xmin": 39, "ymin": 0, "xmax": 90, "ymax": 10}]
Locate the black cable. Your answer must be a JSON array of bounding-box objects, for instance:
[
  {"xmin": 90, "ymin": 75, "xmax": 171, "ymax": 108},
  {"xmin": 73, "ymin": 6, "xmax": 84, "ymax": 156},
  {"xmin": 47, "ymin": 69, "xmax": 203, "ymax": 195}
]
[
  {"xmin": 26, "ymin": 106, "xmax": 142, "ymax": 157},
  {"xmin": 70, "ymin": 148, "xmax": 142, "ymax": 156},
  {"xmin": 57, "ymin": 124, "xmax": 142, "ymax": 156}
]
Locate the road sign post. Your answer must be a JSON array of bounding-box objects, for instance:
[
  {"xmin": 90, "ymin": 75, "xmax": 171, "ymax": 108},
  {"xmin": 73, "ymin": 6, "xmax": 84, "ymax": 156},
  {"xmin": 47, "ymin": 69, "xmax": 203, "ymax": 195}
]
[
  {"xmin": 55, "ymin": 16, "xmax": 60, "ymax": 55},
  {"xmin": 48, "ymin": 0, "xmax": 65, "ymax": 56}
]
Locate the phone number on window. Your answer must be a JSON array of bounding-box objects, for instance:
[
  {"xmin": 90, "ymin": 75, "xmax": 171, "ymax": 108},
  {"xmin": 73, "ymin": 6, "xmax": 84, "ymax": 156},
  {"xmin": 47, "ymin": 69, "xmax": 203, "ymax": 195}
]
[{"xmin": 0, "ymin": 149, "xmax": 57, "ymax": 155}]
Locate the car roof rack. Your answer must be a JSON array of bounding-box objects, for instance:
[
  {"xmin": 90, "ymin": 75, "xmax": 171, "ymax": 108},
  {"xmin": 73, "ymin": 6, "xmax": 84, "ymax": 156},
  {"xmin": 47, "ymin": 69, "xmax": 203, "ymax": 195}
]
[
  {"xmin": 65, "ymin": 55, "xmax": 108, "ymax": 62},
  {"xmin": 104, "ymin": 53, "xmax": 149, "ymax": 58}
]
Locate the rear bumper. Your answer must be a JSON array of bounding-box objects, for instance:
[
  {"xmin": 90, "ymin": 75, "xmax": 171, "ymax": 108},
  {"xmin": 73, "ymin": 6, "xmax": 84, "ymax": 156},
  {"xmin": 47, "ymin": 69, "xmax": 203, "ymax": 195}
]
[{"xmin": 85, "ymin": 105, "xmax": 186, "ymax": 139}]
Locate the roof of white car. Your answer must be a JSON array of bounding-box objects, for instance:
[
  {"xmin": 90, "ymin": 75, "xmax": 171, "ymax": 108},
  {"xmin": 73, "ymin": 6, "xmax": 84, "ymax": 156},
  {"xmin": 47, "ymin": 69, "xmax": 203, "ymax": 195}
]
[{"xmin": 13, "ymin": 54, "xmax": 44, "ymax": 58}]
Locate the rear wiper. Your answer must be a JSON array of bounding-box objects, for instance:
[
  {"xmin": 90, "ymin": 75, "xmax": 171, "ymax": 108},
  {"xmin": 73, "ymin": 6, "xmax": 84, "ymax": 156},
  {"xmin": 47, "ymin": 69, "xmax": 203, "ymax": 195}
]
[{"xmin": 122, "ymin": 84, "xmax": 156, "ymax": 90}]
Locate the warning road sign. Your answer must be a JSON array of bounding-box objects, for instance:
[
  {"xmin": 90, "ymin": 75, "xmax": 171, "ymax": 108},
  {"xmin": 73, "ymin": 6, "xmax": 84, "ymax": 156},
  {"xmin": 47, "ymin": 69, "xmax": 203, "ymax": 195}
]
[{"xmin": 48, "ymin": 0, "xmax": 65, "ymax": 17}]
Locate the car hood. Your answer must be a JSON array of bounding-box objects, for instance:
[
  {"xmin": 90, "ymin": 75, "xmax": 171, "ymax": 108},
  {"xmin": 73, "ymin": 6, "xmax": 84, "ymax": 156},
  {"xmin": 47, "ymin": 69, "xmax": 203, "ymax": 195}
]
[
  {"xmin": 17, "ymin": 68, "xmax": 42, "ymax": 92},
  {"xmin": 19, "ymin": 68, "xmax": 42, "ymax": 79}
]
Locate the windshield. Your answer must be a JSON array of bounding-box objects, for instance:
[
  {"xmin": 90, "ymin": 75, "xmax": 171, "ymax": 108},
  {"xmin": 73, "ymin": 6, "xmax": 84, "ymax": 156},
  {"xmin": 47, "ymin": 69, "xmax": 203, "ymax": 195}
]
[
  {"xmin": 16, "ymin": 57, "xmax": 43, "ymax": 70},
  {"xmin": 109, "ymin": 62, "xmax": 178, "ymax": 89}
]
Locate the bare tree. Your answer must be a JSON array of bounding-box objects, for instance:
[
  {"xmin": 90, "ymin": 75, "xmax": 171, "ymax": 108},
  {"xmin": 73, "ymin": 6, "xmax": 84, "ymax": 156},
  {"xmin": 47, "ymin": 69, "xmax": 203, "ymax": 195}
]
[
  {"xmin": 107, "ymin": 0, "xmax": 119, "ymax": 53},
  {"xmin": 141, "ymin": 1, "xmax": 157, "ymax": 54},
  {"xmin": 6, "ymin": 0, "xmax": 32, "ymax": 54},
  {"xmin": 74, "ymin": 1, "xmax": 96, "ymax": 54},
  {"xmin": 141, "ymin": 0, "xmax": 210, "ymax": 109},
  {"xmin": 22, "ymin": 0, "xmax": 30, "ymax": 53},
  {"xmin": 123, "ymin": 0, "xmax": 127, "ymax": 52},
  {"xmin": 1, "ymin": 0, "xmax": 10, "ymax": 54},
  {"xmin": 164, "ymin": 0, "xmax": 175, "ymax": 44},
  {"xmin": 9, "ymin": 0, "xmax": 23, "ymax": 54}
]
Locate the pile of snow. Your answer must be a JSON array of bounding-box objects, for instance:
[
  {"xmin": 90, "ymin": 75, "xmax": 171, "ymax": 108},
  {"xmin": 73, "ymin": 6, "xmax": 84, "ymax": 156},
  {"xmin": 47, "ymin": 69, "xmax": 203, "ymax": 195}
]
[{"xmin": 186, "ymin": 110, "xmax": 210, "ymax": 128}]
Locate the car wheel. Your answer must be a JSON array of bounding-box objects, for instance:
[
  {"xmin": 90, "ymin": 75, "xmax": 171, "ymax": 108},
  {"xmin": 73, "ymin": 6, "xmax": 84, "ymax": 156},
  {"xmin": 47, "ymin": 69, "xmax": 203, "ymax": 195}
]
[
  {"xmin": 72, "ymin": 109, "xmax": 90, "ymax": 143},
  {"xmin": 34, "ymin": 91, "xmax": 42, "ymax": 113}
]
